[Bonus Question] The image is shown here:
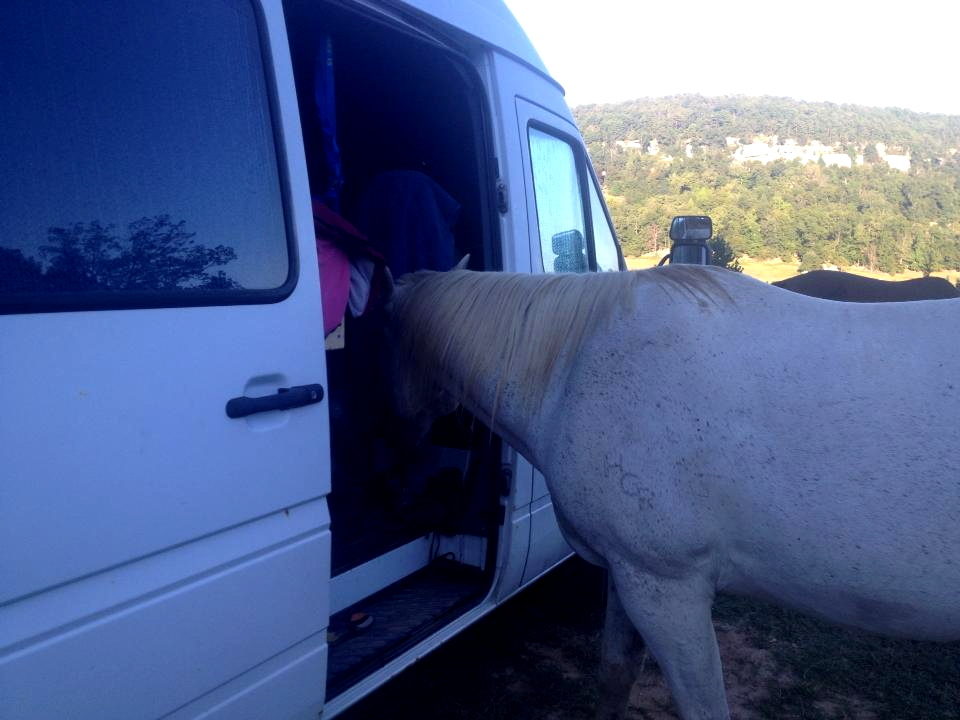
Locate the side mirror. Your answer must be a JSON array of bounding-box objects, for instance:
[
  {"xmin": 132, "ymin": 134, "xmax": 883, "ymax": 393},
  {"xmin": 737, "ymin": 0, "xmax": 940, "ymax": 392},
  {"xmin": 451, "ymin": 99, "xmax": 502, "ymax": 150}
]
[
  {"xmin": 666, "ymin": 215, "xmax": 712, "ymax": 265},
  {"xmin": 669, "ymin": 215, "xmax": 712, "ymax": 242},
  {"xmin": 551, "ymin": 229, "xmax": 587, "ymax": 273}
]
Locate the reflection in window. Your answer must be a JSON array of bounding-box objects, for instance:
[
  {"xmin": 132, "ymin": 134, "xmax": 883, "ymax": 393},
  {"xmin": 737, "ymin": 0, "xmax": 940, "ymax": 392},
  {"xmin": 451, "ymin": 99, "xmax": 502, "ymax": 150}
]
[
  {"xmin": 589, "ymin": 180, "xmax": 621, "ymax": 271},
  {"xmin": 528, "ymin": 128, "xmax": 587, "ymax": 273},
  {"xmin": 0, "ymin": 0, "xmax": 288, "ymax": 303}
]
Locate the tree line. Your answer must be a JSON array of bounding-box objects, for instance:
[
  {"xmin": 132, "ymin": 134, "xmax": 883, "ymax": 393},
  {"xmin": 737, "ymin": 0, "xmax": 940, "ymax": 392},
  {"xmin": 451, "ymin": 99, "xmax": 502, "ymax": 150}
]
[
  {"xmin": 0, "ymin": 216, "xmax": 239, "ymax": 293},
  {"xmin": 575, "ymin": 96, "xmax": 960, "ymax": 274},
  {"xmin": 576, "ymin": 95, "xmax": 960, "ymax": 161}
]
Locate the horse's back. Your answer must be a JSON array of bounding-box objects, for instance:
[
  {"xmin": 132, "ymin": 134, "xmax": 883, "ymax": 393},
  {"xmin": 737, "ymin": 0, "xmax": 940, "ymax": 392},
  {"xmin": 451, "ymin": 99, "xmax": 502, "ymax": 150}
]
[
  {"xmin": 550, "ymin": 267, "xmax": 960, "ymax": 639},
  {"xmin": 619, "ymin": 267, "xmax": 960, "ymax": 476},
  {"xmin": 902, "ymin": 276, "xmax": 960, "ymax": 299}
]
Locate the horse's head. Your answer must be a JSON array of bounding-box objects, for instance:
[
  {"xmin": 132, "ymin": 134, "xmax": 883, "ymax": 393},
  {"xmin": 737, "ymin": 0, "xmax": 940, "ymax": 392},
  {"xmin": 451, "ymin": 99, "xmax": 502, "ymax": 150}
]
[{"xmin": 381, "ymin": 257, "xmax": 470, "ymax": 441}]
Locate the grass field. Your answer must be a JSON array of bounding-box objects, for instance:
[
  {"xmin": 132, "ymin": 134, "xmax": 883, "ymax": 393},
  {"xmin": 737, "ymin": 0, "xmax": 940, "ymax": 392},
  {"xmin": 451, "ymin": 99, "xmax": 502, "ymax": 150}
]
[{"xmin": 625, "ymin": 253, "xmax": 960, "ymax": 286}]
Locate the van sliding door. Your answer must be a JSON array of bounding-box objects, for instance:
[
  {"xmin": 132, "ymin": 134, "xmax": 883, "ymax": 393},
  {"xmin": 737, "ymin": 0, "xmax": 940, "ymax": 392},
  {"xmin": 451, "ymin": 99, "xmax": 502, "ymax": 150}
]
[{"xmin": 0, "ymin": 3, "xmax": 331, "ymax": 718}]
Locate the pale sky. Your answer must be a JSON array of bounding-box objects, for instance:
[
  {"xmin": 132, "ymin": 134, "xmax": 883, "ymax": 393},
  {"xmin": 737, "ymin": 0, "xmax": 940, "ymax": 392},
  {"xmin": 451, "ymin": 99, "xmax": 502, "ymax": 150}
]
[{"xmin": 504, "ymin": 0, "xmax": 960, "ymax": 116}]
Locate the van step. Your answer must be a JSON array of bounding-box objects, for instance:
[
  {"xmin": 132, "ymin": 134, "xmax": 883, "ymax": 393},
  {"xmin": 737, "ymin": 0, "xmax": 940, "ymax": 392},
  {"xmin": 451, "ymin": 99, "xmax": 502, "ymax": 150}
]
[{"xmin": 326, "ymin": 558, "xmax": 487, "ymax": 700}]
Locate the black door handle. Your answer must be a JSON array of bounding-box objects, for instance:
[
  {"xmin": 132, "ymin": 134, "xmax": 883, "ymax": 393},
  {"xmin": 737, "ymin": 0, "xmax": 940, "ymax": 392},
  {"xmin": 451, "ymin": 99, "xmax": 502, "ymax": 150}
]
[{"xmin": 226, "ymin": 383, "xmax": 325, "ymax": 419}]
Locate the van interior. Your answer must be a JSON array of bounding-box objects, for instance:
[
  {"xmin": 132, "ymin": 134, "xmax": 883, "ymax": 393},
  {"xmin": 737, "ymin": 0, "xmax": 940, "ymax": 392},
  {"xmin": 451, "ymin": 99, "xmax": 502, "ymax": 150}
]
[{"xmin": 282, "ymin": 0, "xmax": 503, "ymax": 698}]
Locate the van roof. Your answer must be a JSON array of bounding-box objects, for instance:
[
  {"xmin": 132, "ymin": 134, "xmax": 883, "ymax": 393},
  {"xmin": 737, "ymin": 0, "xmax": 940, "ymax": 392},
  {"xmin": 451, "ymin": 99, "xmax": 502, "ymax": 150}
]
[{"xmin": 397, "ymin": 0, "xmax": 562, "ymax": 92}]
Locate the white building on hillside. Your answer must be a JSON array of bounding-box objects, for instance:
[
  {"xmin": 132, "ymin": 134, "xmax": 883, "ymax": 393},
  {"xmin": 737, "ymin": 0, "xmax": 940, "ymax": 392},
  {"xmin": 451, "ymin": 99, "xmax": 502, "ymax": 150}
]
[
  {"xmin": 876, "ymin": 142, "xmax": 911, "ymax": 172},
  {"xmin": 822, "ymin": 152, "xmax": 852, "ymax": 168}
]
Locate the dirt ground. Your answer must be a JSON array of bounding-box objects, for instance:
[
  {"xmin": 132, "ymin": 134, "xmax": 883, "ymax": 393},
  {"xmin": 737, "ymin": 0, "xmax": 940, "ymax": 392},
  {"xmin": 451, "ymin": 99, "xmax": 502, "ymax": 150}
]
[{"xmin": 340, "ymin": 558, "xmax": 960, "ymax": 720}]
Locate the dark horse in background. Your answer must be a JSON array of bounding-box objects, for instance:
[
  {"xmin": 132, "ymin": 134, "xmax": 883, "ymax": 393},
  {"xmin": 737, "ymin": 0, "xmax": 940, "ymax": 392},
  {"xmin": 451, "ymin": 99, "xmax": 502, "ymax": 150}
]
[{"xmin": 774, "ymin": 269, "xmax": 959, "ymax": 301}]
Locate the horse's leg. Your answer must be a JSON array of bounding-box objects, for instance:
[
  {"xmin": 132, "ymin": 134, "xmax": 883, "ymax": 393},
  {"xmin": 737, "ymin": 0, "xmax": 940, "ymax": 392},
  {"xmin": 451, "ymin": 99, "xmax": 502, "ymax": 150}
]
[
  {"xmin": 595, "ymin": 571, "xmax": 646, "ymax": 720},
  {"xmin": 611, "ymin": 564, "xmax": 729, "ymax": 720}
]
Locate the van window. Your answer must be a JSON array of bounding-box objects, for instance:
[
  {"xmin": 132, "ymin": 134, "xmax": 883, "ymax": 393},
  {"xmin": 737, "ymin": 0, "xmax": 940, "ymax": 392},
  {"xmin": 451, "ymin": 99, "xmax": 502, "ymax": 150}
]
[
  {"xmin": 528, "ymin": 127, "xmax": 588, "ymax": 273},
  {"xmin": 0, "ymin": 0, "xmax": 289, "ymax": 309},
  {"xmin": 589, "ymin": 179, "xmax": 621, "ymax": 271}
]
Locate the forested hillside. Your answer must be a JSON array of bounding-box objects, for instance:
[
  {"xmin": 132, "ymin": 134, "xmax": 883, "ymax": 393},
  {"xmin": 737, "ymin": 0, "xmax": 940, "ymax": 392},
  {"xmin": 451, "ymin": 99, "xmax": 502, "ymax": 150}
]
[{"xmin": 574, "ymin": 96, "xmax": 960, "ymax": 273}]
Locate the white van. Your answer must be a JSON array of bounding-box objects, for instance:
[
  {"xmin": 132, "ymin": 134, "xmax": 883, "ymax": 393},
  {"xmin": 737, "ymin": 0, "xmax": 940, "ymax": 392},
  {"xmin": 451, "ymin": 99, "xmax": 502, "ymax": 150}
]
[{"xmin": 0, "ymin": 1, "xmax": 624, "ymax": 717}]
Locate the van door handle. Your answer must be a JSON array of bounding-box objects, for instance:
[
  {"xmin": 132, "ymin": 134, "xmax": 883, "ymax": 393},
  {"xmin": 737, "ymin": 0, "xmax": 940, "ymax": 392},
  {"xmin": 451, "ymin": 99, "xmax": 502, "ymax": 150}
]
[{"xmin": 225, "ymin": 383, "xmax": 325, "ymax": 419}]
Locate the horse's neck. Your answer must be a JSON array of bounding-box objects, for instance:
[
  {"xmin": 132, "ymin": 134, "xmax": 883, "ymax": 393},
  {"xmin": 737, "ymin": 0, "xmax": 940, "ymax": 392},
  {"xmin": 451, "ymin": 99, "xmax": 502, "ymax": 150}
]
[
  {"xmin": 405, "ymin": 269, "xmax": 633, "ymax": 469},
  {"xmin": 456, "ymin": 374, "xmax": 551, "ymax": 469},
  {"xmin": 431, "ymin": 291, "xmax": 557, "ymax": 468}
]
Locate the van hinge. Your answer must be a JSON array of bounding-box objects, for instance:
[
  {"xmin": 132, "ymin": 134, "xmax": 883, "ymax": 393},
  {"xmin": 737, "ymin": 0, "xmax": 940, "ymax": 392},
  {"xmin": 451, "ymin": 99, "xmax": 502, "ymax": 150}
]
[{"xmin": 496, "ymin": 180, "xmax": 508, "ymax": 215}]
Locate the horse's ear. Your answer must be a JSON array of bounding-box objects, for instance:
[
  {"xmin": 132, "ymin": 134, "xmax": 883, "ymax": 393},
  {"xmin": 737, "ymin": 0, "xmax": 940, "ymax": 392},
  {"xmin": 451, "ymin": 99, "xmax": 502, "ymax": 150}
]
[
  {"xmin": 453, "ymin": 254, "xmax": 471, "ymax": 271},
  {"xmin": 382, "ymin": 265, "xmax": 395, "ymax": 301}
]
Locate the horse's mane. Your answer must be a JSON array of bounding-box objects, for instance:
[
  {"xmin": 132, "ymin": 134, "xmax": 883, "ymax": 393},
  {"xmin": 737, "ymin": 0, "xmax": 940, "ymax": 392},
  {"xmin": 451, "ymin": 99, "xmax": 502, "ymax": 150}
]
[{"xmin": 391, "ymin": 265, "xmax": 734, "ymax": 416}]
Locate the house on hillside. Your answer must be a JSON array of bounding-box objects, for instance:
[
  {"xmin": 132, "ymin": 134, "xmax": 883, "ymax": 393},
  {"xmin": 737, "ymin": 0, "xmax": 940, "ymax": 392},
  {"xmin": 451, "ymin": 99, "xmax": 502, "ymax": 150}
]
[
  {"xmin": 822, "ymin": 152, "xmax": 852, "ymax": 168},
  {"xmin": 732, "ymin": 138, "xmax": 861, "ymax": 168},
  {"xmin": 733, "ymin": 141, "xmax": 773, "ymax": 163},
  {"xmin": 876, "ymin": 142, "xmax": 911, "ymax": 172},
  {"xmin": 883, "ymin": 154, "xmax": 911, "ymax": 172}
]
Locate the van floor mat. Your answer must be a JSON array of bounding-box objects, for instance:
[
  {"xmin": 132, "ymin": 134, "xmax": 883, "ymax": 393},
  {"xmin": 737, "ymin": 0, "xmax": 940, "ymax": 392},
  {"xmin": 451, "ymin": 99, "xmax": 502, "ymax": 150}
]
[{"xmin": 326, "ymin": 559, "xmax": 487, "ymax": 700}]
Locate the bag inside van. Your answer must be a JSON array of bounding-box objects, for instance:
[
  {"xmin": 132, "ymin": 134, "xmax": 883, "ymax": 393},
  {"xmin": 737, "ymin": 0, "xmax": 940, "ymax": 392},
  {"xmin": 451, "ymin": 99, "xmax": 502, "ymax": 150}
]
[{"xmin": 283, "ymin": 0, "xmax": 503, "ymax": 698}]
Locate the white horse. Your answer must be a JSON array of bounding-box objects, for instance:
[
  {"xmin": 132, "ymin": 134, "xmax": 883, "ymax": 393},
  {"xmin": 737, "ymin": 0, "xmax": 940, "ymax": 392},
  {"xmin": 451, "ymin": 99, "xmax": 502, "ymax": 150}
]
[{"xmin": 385, "ymin": 264, "xmax": 960, "ymax": 720}]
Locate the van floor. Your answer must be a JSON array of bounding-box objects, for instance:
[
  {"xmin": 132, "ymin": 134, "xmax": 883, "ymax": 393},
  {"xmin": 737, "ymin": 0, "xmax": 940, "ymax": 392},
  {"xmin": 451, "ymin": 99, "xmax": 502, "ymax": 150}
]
[{"xmin": 326, "ymin": 558, "xmax": 487, "ymax": 700}]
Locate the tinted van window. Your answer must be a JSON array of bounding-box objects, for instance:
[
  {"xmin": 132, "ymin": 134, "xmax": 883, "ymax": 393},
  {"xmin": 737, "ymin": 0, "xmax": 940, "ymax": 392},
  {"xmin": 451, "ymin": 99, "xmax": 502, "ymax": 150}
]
[{"xmin": 0, "ymin": 0, "xmax": 289, "ymax": 308}]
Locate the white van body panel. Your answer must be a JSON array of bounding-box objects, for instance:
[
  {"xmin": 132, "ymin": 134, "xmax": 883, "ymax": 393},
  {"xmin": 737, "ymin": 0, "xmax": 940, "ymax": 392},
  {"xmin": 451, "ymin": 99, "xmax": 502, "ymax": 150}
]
[
  {"xmin": 398, "ymin": 0, "xmax": 554, "ymax": 81},
  {"xmin": 0, "ymin": 1, "xmax": 617, "ymax": 717},
  {"xmin": 506, "ymin": 84, "xmax": 582, "ymax": 585},
  {"xmin": 1, "ymin": 3, "xmax": 333, "ymax": 718}
]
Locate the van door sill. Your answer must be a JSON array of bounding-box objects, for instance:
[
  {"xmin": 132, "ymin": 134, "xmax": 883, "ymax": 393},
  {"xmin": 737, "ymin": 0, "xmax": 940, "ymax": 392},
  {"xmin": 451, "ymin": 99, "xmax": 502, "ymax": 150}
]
[{"xmin": 326, "ymin": 557, "xmax": 487, "ymax": 700}]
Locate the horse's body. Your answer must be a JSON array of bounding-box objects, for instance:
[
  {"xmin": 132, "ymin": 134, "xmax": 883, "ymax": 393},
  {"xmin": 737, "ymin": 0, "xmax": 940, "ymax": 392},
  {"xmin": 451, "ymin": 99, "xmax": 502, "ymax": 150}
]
[
  {"xmin": 774, "ymin": 269, "xmax": 959, "ymax": 301},
  {"xmin": 388, "ymin": 265, "xmax": 960, "ymax": 720}
]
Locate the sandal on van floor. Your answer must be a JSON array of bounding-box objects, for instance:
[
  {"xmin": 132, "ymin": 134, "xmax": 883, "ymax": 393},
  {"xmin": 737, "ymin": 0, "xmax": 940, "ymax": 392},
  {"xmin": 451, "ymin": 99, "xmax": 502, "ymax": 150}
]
[{"xmin": 327, "ymin": 612, "xmax": 375, "ymax": 645}]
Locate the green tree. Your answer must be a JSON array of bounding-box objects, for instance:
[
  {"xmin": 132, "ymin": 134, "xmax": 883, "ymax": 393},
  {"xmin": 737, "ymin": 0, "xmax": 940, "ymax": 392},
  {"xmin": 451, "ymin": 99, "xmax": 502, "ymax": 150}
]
[
  {"xmin": 909, "ymin": 229, "xmax": 943, "ymax": 277},
  {"xmin": 37, "ymin": 216, "xmax": 238, "ymax": 291},
  {"xmin": 579, "ymin": 95, "xmax": 960, "ymax": 273},
  {"xmin": 708, "ymin": 235, "xmax": 743, "ymax": 272},
  {"xmin": 798, "ymin": 249, "xmax": 824, "ymax": 272}
]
